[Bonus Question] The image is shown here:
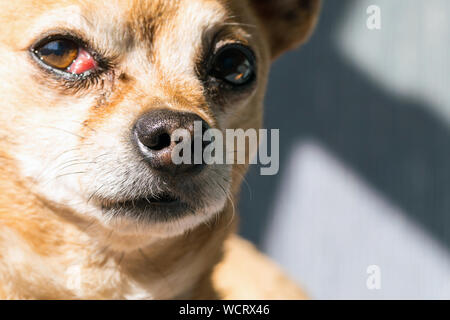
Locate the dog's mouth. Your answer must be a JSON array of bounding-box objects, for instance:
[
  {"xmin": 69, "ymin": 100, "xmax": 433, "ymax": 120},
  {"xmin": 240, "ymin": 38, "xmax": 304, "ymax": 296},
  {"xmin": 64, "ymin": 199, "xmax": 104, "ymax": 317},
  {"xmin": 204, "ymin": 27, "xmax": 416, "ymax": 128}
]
[
  {"xmin": 114, "ymin": 193, "xmax": 180, "ymax": 207},
  {"xmin": 98, "ymin": 192, "xmax": 192, "ymax": 222}
]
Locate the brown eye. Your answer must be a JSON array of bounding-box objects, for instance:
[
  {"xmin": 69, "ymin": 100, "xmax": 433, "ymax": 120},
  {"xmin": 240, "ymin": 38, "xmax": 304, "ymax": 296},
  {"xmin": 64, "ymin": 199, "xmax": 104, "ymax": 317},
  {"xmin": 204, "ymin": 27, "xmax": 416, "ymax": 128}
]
[{"xmin": 34, "ymin": 39, "xmax": 79, "ymax": 70}]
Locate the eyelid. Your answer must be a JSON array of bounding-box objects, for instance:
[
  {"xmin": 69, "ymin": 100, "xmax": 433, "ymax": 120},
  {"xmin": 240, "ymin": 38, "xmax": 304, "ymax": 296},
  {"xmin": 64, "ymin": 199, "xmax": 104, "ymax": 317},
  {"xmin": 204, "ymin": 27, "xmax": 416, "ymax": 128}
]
[
  {"xmin": 213, "ymin": 39, "xmax": 249, "ymax": 54},
  {"xmin": 31, "ymin": 30, "xmax": 88, "ymax": 53},
  {"xmin": 214, "ymin": 41, "xmax": 255, "ymax": 58},
  {"xmin": 200, "ymin": 24, "xmax": 253, "ymax": 60}
]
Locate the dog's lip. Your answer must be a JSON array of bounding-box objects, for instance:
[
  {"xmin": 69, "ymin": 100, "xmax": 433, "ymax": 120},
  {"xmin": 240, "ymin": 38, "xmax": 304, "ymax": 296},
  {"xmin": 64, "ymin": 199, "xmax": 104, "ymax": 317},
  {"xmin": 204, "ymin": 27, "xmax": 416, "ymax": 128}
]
[
  {"xmin": 101, "ymin": 193, "xmax": 181, "ymax": 209},
  {"xmin": 97, "ymin": 192, "xmax": 193, "ymax": 222}
]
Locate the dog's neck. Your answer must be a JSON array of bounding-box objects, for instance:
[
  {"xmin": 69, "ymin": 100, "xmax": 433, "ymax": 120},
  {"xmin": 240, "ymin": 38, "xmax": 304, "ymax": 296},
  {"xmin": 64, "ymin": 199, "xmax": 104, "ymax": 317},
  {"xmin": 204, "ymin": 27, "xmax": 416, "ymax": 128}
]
[{"xmin": 0, "ymin": 155, "xmax": 235, "ymax": 299}]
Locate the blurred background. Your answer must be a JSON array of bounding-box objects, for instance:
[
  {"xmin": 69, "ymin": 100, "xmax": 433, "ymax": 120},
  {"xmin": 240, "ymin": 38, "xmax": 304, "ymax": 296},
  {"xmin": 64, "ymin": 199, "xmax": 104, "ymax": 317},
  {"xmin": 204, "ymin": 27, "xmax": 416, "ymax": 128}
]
[{"xmin": 239, "ymin": 0, "xmax": 450, "ymax": 299}]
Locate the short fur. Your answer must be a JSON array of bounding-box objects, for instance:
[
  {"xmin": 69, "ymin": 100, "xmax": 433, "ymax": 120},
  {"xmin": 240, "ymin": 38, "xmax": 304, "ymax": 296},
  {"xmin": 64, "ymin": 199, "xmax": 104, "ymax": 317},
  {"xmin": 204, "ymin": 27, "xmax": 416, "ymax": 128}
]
[{"xmin": 0, "ymin": 0, "xmax": 320, "ymax": 299}]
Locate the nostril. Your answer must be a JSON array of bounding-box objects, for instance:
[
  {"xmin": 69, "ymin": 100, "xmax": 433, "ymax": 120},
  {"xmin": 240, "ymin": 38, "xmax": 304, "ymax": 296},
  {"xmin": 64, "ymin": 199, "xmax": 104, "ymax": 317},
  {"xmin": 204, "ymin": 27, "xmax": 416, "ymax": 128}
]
[
  {"xmin": 142, "ymin": 131, "xmax": 172, "ymax": 151},
  {"xmin": 133, "ymin": 109, "xmax": 211, "ymax": 175}
]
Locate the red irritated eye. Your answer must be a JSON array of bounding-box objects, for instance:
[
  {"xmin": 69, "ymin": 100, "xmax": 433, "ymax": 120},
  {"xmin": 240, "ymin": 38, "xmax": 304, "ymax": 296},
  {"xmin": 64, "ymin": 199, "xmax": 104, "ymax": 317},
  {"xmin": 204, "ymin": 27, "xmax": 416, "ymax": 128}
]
[
  {"xmin": 34, "ymin": 39, "xmax": 97, "ymax": 75},
  {"xmin": 67, "ymin": 48, "xmax": 97, "ymax": 75}
]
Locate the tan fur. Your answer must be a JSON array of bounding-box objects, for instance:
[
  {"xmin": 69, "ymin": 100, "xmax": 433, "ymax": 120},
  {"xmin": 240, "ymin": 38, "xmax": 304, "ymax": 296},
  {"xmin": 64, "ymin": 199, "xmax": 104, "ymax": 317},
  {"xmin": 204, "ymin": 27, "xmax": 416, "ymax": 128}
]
[
  {"xmin": 213, "ymin": 236, "xmax": 309, "ymax": 300},
  {"xmin": 0, "ymin": 0, "xmax": 320, "ymax": 299}
]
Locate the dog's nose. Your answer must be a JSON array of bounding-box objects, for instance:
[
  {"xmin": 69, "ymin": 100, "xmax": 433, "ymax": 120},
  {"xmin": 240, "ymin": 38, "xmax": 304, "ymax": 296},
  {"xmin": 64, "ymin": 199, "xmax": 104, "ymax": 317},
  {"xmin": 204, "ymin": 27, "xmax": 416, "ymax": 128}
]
[{"xmin": 133, "ymin": 109, "xmax": 210, "ymax": 175}]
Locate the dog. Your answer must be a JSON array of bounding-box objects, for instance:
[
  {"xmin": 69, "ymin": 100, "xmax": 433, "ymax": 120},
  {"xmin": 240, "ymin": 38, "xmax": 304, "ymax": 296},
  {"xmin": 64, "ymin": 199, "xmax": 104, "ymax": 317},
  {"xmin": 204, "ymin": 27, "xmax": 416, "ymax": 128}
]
[{"xmin": 0, "ymin": 0, "xmax": 320, "ymax": 299}]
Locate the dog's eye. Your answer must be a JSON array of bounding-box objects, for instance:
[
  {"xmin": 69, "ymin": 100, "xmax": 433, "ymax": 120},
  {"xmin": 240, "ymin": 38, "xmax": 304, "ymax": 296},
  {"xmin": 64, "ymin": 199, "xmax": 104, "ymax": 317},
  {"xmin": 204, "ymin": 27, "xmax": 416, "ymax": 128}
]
[
  {"xmin": 210, "ymin": 45, "xmax": 255, "ymax": 86},
  {"xmin": 33, "ymin": 39, "xmax": 97, "ymax": 75}
]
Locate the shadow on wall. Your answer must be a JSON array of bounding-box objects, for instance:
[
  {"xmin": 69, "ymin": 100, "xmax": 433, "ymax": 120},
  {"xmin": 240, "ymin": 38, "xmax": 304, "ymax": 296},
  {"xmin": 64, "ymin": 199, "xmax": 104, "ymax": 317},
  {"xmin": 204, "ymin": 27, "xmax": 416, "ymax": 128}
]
[{"xmin": 239, "ymin": 0, "xmax": 450, "ymax": 250}]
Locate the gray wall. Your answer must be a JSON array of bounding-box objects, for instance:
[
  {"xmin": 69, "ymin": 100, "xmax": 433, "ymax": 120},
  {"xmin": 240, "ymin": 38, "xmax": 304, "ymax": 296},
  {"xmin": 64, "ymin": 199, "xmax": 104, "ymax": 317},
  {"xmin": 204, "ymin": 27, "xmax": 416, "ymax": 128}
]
[{"xmin": 239, "ymin": 0, "xmax": 450, "ymax": 299}]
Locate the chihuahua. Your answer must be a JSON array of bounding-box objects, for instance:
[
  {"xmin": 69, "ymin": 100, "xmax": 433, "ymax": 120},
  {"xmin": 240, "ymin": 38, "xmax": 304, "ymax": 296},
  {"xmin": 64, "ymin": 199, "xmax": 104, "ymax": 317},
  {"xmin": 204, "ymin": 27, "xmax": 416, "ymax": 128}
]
[{"xmin": 0, "ymin": 0, "xmax": 320, "ymax": 299}]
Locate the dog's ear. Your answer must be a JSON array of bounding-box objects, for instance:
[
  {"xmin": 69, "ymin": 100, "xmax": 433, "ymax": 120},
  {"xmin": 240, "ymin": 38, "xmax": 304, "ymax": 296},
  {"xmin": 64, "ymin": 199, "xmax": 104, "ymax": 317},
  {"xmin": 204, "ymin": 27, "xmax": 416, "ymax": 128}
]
[{"xmin": 249, "ymin": 0, "xmax": 321, "ymax": 59}]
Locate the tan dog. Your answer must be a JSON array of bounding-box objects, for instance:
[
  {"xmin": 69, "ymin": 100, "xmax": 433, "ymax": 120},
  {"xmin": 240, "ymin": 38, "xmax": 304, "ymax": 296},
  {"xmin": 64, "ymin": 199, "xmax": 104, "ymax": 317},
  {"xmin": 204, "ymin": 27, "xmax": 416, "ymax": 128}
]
[{"xmin": 0, "ymin": 0, "xmax": 320, "ymax": 299}]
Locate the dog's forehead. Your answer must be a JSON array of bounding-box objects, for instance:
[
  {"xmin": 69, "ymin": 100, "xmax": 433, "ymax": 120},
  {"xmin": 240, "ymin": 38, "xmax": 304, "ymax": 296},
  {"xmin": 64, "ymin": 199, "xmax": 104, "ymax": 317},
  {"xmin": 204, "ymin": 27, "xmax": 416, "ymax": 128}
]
[
  {"xmin": 125, "ymin": 0, "xmax": 230, "ymax": 74},
  {"xmin": 1, "ymin": 0, "xmax": 233, "ymax": 51}
]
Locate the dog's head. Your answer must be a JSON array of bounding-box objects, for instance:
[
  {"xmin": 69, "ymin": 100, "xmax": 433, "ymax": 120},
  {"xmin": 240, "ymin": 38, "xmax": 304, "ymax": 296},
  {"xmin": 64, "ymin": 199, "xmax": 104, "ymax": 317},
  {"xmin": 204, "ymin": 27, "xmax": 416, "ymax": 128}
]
[{"xmin": 0, "ymin": 0, "xmax": 319, "ymax": 242}]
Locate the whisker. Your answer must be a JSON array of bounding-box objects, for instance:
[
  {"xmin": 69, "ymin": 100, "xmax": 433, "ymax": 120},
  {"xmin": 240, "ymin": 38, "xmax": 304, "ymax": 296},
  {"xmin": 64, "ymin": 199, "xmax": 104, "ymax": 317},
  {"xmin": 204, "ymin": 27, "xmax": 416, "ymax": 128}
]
[
  {"xmin": 57, "ymin": 161, "xmax": 98, "ymax": 172},
  {"xmin": 40, "ymin": 126, "xmax": 87, "ymax": 139},
  {"xmin": 55, "ymin": 171, "xmax": 87, "ymax": 179},
  {"xmin": 87, "ymin": 185, "xmax": 106, "ymax": 205},
  {"xmin": 222, "ymin": 22, "xmax": 257, "ymax": 29},
  {"xmin": 36, "ymin": 146, "xmax": 91, "ymax": 181},
  {"xmin": 233, "ymin": 169, "xmax": 253, "ymax": 201}
]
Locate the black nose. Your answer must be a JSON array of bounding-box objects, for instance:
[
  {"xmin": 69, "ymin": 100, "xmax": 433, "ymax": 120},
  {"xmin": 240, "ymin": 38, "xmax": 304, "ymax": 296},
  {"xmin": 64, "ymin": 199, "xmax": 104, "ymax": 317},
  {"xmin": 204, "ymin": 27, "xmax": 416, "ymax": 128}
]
[{"xmin": 133, "ymin": 109, "xmax": 210, "ymax": 175}]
